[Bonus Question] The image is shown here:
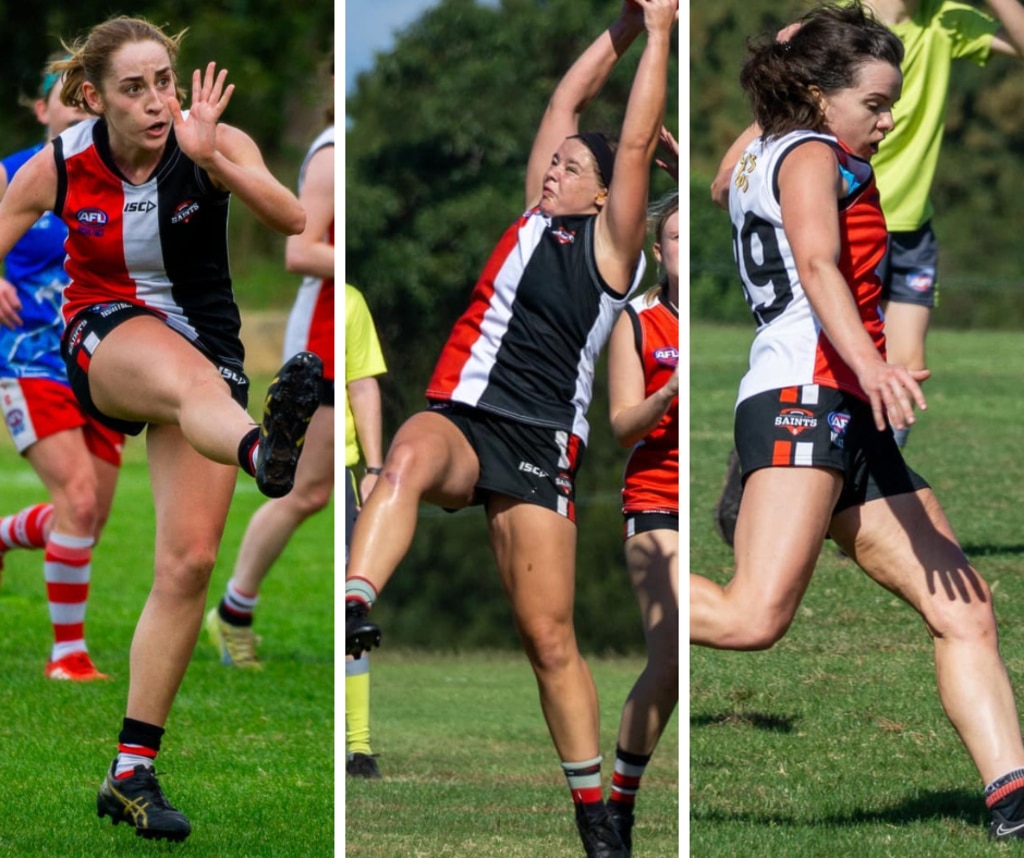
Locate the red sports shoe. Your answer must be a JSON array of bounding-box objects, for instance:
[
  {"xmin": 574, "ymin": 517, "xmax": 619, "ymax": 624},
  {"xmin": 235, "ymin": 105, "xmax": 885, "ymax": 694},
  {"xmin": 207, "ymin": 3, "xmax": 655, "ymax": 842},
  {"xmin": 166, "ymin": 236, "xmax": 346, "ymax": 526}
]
[{"xmin": 44, "ymin": 651, "xmax": 109, "ymax": 681}]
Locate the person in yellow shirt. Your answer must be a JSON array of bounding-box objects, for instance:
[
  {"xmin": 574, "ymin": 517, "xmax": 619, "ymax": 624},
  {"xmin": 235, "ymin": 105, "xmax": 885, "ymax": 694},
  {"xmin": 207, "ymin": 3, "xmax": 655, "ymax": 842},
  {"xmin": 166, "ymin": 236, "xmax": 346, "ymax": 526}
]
[{"xmin": 344, "ymin": 283, "xmax": 388, "ymax": 778}]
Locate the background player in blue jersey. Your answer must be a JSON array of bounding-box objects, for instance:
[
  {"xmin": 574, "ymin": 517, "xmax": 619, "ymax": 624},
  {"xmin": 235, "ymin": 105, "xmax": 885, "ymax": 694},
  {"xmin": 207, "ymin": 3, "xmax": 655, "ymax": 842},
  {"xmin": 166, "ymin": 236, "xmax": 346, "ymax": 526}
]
[{"xmin": 0, "ymin": 57, "xmax": 124, "ymax": 682}]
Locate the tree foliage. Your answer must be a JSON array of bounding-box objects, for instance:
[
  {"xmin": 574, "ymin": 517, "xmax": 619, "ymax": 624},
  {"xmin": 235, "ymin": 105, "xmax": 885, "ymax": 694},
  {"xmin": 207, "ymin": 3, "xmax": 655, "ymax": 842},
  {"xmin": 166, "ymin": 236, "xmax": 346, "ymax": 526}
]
[
  {"xmin": 690, "ymin": 0, "xmax": 1024, "ymax": 329},
  {"xmin": 0, "ymin": 0, "xmax": 333, "ymax": 296},
  {"xmin": 345, "ymin": 0, "xmax": 680, "ymax": 651}
]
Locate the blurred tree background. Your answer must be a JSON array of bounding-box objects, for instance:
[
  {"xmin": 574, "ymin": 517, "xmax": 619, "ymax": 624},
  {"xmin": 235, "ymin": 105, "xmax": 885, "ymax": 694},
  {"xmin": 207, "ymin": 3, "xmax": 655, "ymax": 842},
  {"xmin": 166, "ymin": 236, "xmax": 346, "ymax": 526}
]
[
  {"xmin": 691, "ymin": 0, "xmax": 1024, "ymax": 328},
  {"xmin": 0, "ymin": 0, "xmax": 334, "ymax": 309},
  {"xmin": 346, "ymin": 0, "xmax": 680, "ymax": 652}
]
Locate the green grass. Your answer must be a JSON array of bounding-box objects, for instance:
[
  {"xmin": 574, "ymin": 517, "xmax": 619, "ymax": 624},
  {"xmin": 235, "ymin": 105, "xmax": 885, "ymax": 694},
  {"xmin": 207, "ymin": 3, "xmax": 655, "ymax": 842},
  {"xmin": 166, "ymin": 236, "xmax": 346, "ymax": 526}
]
[
  {"xmin": 0, "ymin": 372, "xmax": 333, "ymax": 856},
  {"xmin": 345, "ymin": 651, "xmax": 679, "ymax": 857},
  {"xmin": 690, "ymin": 323, "xmax": 1024, "ymax": 857}
]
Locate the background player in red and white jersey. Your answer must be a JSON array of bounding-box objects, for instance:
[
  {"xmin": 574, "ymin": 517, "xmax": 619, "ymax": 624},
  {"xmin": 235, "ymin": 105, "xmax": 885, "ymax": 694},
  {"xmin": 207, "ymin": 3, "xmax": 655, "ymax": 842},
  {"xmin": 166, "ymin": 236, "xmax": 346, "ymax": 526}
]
[
  {"xmin": 345, "ymin": 3, "xmax": 677, "ymax": 856},
  {"xmin": 206, "ymin": 70, "xmax": 336, "ymax": 670},
  {"xmin": 0, "ymin": 16, "xmax": 320, "ymax": 841},
  {"xmin": 604, "ymin": 189, "xmax": 678, "ymax": 855},
  {"xmin": 0, "ymin": 57, "xmax": 123, "ymax": 682},
  {"xmin": 690, "ymin": 4, "xmax": 1024, "ymax": 841}
]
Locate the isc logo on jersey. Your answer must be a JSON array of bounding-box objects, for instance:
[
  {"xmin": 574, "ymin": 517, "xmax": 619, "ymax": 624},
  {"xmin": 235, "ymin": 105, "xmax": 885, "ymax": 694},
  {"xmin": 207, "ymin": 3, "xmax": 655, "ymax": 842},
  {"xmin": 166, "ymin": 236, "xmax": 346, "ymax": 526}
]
[{"xmin": 124, "ymin": 200, "xmax": 156, "ymax": 213}]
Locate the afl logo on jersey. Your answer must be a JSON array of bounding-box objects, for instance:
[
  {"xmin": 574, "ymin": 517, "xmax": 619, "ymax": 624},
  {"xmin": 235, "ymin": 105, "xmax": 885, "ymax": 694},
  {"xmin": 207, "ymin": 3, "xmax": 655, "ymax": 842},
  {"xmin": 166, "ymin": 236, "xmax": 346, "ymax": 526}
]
[
  {"xmin": 75, "ymin": 208, "xmax": 108, "ymax": 237},
  {"xmin": 76, "ymin": 208, "xmax": 108, "ymax": 225},
  {"xmin": 171, "ymin": 200, "xmax": 200, "ymax": 224},
  {"xmin": 653, "ymin": 347, "xmax": 678, "ymax": 368},
  {"xmin": 550, "ymin": 226, "xmax": 576, "ymax": 245}
]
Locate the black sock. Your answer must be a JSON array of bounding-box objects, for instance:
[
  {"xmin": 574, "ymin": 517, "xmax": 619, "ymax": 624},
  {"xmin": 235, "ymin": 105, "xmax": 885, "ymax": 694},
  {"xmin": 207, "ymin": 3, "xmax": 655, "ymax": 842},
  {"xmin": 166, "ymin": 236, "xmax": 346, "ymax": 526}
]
[{"xmin": 237, "ymin": 427, "xmax": 260, "ymax": 476}]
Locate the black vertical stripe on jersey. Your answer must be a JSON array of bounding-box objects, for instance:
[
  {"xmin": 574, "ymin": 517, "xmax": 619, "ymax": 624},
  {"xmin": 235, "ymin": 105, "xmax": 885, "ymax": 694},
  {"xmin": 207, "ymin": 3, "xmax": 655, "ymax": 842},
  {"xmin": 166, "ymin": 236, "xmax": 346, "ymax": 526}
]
[
  {"xmin": 154, "ymin": 149, "xmax": 244, "ymax": 373},
  {"xmin": 477, "ymin": 214, "xmax": 607, "ymax": 431}
]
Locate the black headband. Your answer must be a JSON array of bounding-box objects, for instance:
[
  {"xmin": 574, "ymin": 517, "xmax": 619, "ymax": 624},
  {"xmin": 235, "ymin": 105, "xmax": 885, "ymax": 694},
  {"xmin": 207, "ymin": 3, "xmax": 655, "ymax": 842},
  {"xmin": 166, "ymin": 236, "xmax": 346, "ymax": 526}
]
[{"xmin": 573, "ymin": 132, "xmax": 615, "ymax": 187}]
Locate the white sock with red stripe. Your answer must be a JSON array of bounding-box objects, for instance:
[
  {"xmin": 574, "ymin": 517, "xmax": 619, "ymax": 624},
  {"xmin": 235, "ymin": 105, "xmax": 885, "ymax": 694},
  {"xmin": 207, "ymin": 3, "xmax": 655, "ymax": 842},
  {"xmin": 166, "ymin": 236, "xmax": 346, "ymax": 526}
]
[
  {"xmin": 608, "ymin": 746, "xmax": 652, "ymax": 815},
  {"xmin": 44, "ymin": 532, "xmax": 94, "ymax": 661},
  {"xmin": 562, "ymin": 755, "xmax": 604, "ymax": 808},
  {"xmin": 218, "ymin": 579, "xmax": 259, "ymax": 627},
  {"xmin": 0, "ymin": 502, "xmax": 54, "ymax": 552},
  {"xmin": 115, "ymin": 718, "xmax": 164, "ymax": 779}
]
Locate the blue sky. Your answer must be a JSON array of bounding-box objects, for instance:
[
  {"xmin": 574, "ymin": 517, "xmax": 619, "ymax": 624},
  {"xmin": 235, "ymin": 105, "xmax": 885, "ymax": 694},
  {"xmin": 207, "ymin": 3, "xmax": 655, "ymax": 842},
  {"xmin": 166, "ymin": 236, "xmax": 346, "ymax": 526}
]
[{"xmin": 344, "ymin": 0, "xmax": 497, "ymax": 94}]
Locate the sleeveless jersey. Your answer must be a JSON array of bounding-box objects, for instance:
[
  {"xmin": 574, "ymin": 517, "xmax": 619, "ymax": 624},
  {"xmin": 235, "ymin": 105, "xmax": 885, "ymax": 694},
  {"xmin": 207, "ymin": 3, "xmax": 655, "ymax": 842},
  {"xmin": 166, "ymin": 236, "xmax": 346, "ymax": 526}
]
[
  {"xmin": 426, "ymin": 208, "xmax": 644, "ymax": 445},
  {"xmin": 729, "ymin": 130, "xmax": 887, "ymax": 407},
  {"xmin": 0, "ymin": 144, "xmax": 70, "ymax": 381},
  {"xmin": 621, "ymin": 290, "xmax": 679, "ymax": 515},
  {"xmin": 283, "ymin": 126, "xmax": 335, "ymax": 381},
  {"xmin": 53, "ymin": 118, "xmax": 244, "ymax": 372}
]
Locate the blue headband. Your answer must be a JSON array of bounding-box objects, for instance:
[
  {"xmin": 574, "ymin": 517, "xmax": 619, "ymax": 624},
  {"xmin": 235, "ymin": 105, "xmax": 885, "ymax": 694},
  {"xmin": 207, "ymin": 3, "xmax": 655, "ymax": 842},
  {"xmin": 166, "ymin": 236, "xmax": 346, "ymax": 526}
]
[{"xmin": 41, "ymin": 71, "xmax": 62, "ymax": 99}]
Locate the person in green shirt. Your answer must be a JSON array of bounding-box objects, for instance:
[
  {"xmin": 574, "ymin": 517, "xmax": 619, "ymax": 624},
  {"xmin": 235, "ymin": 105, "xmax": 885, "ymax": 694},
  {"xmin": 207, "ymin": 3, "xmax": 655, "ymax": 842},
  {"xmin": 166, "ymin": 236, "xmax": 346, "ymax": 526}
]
[{"xmin": 864, "ymin": 0, "xmax": 1024, "ymax": 448}]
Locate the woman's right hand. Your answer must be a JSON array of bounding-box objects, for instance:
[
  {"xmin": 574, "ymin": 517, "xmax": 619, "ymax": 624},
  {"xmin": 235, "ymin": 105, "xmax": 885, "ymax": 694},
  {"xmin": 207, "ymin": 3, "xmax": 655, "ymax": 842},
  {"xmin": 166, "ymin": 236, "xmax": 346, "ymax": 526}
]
[{"xmin": 0, "ymin": 277, "xmax": 22, "ymax": 329}]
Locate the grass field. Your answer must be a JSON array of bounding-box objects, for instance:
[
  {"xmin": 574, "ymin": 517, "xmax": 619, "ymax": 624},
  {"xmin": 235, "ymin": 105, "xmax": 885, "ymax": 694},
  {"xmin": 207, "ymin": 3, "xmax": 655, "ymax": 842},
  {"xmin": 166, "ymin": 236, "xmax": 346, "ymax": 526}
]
[
  {"xmin": 0, "ymin": 372, "xmax": 334, "ymax": 856},
  {"xmin": 690, "ymin": 323, "xmax": 1024, "ymax": 857},
  {"xmin": 344, "ymin": 651, "xmax": 679, "ymax": 857}
]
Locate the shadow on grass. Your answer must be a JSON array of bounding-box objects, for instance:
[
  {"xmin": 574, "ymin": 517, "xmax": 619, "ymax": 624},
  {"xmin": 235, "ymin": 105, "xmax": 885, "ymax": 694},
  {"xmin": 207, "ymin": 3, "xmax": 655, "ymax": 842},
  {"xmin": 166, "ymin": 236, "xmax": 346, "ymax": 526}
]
[
  {"xmin": 962, "ymin": 543, "xmax": 1024, "ymax": 558},
  {"xmin": 690, "ymin": 711, "xmax": 797, "ymax": 732},
  {"xmin": 691, "ymin": 787, "xmax": 985, "ymax": 828}
]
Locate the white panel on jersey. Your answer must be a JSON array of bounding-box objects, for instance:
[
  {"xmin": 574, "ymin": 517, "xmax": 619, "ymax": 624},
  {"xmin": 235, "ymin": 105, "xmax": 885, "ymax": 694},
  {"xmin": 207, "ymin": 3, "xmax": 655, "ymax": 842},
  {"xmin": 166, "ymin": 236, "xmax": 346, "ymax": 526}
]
[{"xmin": 121, "ymin": 181, "xmax": 181, "ymax": 325}]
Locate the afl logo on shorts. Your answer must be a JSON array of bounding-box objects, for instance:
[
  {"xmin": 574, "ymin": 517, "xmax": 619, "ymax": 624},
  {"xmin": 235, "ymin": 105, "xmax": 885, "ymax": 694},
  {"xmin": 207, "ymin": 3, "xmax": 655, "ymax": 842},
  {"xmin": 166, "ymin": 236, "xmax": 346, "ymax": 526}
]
[
  {"xmin": 775, "ymin": 407, "xmax": 817, "ymax": 436},
  {"xmin": 827, "ymin": 410, "xmax": 851, "ymax": 448},
  {"xmin": 908, "ymin": 269, "xmax": 935, "ymax": 293},
  {"xmin": 6, "ymin": 407, "xmax": 26, "ymax": 437}
]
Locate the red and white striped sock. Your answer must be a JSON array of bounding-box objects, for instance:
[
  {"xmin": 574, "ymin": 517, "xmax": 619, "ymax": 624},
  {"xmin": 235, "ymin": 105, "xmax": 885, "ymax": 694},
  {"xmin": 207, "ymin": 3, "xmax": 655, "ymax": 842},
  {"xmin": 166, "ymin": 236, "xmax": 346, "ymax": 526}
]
[
  {"xmin": 0, "ymin": 502, "xmax": 54, "ymax": 553},
  {"xmin": 44, "ymin": 532, "xmax": 94, "ymax": 662},
  {"xmin": 115, "ymin": 718, "xmax": 163, "ymax": 779},
  {"xmin": 115, "ymin": 743, "xmax": 158, "ymax": 779}
]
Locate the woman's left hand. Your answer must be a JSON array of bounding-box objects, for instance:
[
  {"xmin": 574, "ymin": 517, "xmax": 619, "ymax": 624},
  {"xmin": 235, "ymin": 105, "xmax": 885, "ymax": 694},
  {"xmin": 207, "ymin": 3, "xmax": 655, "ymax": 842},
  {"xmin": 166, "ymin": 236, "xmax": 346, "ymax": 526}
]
[
  {"xmin": 167, "ymin": 62, "xmax": 236, "ymax": 169},
  {"xmin": 860, "ymin": 361, "xmax": 930, "ymax": 433},
  {"xmin": 655, "ymin": 126, "xmax": 678, "ymax": 181}
]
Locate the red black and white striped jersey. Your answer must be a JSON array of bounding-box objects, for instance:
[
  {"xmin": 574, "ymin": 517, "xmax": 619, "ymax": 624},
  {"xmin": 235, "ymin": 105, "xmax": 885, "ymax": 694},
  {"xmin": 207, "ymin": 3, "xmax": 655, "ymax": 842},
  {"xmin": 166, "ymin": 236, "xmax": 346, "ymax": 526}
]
[
  {"xmin": 426, "ymin": 207, "xmax": 644, "ymax": 445},
  {"xmin": 53, "ymin": 118, "xmax": 243, "ymax": 366},
  {"xmin": 283, "ymin": 126, "xmax": 334, "ymax": 381},
  {"xmin": 622, "ymin": 290, "xmax": 678, "ymax": 515},
  {"xmin": 729, "ymin": 129, "xmax": 887, "ymax": 406}
]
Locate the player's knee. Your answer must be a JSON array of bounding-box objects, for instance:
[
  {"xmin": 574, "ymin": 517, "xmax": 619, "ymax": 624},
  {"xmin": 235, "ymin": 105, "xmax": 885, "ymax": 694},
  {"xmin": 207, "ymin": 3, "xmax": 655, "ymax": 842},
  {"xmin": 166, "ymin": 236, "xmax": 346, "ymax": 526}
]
[
  {"xmin": 289, "ymin": 481, "xmax": 333, "ymax": 517},
  {"xmin": 154, "ymin": 542, "xmax": 219, "ymax": 596},
  {"xmin": 925, "ymin": 587, "xmax": 998, "ymax": 645},
  {"xmin": 730, "ymin": 614, "xmax": 792, "ymax": 651},
  {"xmin": 519, "ymin": 617, "xmax": 577, "ymax": 675},
  {"xmin": 56, "ymin": 473, "xmax": 102, "ymax": 535},
  {"xmin": 381, "ymin": 439, "xmax": 430, "ymax": 492}
]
